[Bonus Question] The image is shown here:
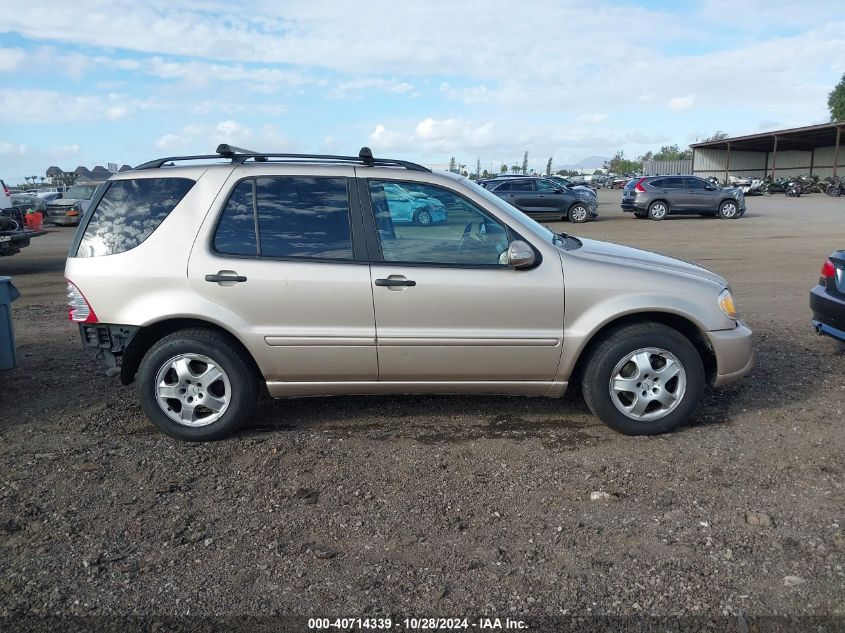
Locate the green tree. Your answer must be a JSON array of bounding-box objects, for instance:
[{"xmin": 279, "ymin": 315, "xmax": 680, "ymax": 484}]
[
  {"xmin": 828, "ymin": 73, "xmax": 845, "ymax": 121},
  {"xmin": 545, "ymin": 157, "xmax": 552, "ymax": 177},
  {"xmin": 603, "ymin": 150, "xmax": 640, "ymax": 174},
  {"xmin": 481, "ymin": 169, "xmax": 490, "ymax": 179},
  {"xmin": 448, "ymin": 156, "xmax": 456, "ymax": 172},
  {"xmin": 521, "ymin": 150, "xmax": 529, "ymax": 175},
  {"xmin": 652, "ymin": 144, "xmax": 692, "ymax": 161},
  {"xmin": 500, "ymin": 163, "xmax": 507, "ymax": 174},
  {"xmin": 701, "ymin": 131, "xmax": 730, "ymax": 142},
  {"xmin": 511, "ymin": 164, "xmax": 519, "ymax": 174},
  {"xmin": 476, "ymin": 157, "xmax": 481, "ymax": 180}
]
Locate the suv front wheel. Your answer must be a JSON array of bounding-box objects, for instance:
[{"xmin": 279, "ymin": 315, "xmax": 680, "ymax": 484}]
[
  {"xmin": 137, "ymin": 328, "xmax": 258, "ymax": 441},
  {"xmin": 581, "ymin": 323, "xmax": 705, "ymax": 435}
]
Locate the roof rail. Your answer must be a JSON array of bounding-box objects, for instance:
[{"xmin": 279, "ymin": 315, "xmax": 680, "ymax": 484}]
[{"xmin": 135, "ymin": 145, "xmax": 430, "ymax": 172}]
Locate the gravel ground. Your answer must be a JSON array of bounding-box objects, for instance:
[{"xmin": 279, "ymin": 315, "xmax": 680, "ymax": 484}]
[{"xmin": 1, "ymin": 190, "xmax": 843, "ymax": 629}]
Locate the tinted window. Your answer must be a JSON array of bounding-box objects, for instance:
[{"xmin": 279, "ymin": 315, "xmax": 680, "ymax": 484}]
[
  {"xmin": 213, "ymin": 180, "xmax": 257, "ymax": 256},
  {"xmin": 256, "ymin": 176, "xmax": 352, "ymax": 260},
  {"xmin": 663, "ymin": 177, "xmax": 685, "ymax": 189},
  {"xmin": 369, "ymin": 180, "xmax": 509, "ymax": 266},
  {"xmin": 496, "ymin": 180, "xmax": 534, "ymax": 192},
  {"xmin": 536, "ymin": 179, "xmax": 561, "ymax": 192},
  {"xmin": 684, "ymin": 177, "xmax": 708, "ymax": 190},
  {"xmin": 66, "ymin": 184, "xmax": 100, "ymax": 199},
  {"xmin": 77, "ymin": 178, "xmax": 195, "ymax": 257}
]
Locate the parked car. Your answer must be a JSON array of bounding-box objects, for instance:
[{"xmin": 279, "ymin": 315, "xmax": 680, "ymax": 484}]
[
  {"xmin": 610, "ymin": 176, "xmax": 630, "ymax": 189},
  {"xmin": 36, "ymin": 191, "xmax": 63, "ymax": 202},
  {"xmin": 622, "ymin": 175, "xmax": 746, "ymax": 220},
  {"xmin": 45, "ymin": 182, "xmax": 103, "ymax": 226},
  {"xmin": 381, "ymin": 182, "xmax": 448, "ymax": 225},
  {"xmin": 810, "ymin": 251, "xmax": 845, "ymax": 343},
  {"xmin": 480, "ymin": 177, "xmax": 598, "ymax": 223},
  {"xmin": 547, "ymin": 175, "xmax": 597, "ymax": 197},
  {"xmin": 1, "ymin": 206, "xmax": 46, "ymax": 256},
  {"xmin": 10, "ymin": 194, "xmax": 47, "ymax": 213},
  {"xmin": 65, "ymin": 145, "xmax": 753, "ymax": 441}
]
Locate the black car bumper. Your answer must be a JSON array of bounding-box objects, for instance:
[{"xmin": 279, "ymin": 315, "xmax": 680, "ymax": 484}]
[
  {"xmin": 621, "ymin": 201, "xmax": 643, "ymax": 212},
  {"xmin": 810, "ymin": 285, "xmax": 845, "ymax": 342}
]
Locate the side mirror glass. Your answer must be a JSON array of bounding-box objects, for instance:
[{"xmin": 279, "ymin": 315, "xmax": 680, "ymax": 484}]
[
  {"xmin": 554, "ymin": 188, "xmax": 563, "ymax": 193},
  {"xmin": 507, "ymin": 240, "xmax": 536, "ymax": 268}
]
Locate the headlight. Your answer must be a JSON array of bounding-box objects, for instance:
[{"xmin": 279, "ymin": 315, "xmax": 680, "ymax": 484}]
[{"xmin": 718, "ymin": 288, "xmax": 739, "ymax": 320}]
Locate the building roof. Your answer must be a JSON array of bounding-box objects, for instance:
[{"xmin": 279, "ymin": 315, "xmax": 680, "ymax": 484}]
[
  {"xmin": 45, "ymin": 166, "xmax": 63, "ymax": 176},
  {"xmin": 691, "ymin": 122, "xmax": 845, "ymax": 152}
]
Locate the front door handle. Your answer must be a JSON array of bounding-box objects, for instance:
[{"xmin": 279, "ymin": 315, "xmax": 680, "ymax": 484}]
[
  {"xmin": 375, "ymin": 278, "xmax": 416, "ymax": 287},
  {"xmin": 205, "ymin": 272, "xmax": 247, "ymax": 283}
]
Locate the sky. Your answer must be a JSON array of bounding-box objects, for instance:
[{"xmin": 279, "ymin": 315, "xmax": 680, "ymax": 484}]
[{"xmin": 0, "ymin": 0, "xmax": 843, "ymax": 183}]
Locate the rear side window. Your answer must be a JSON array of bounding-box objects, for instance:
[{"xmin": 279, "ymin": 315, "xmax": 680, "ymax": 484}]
[
  {"xmin": 211, "ymin": 176, "xmax": 353, "ymax": 261},
  {"xmin": 257, "ymin": 177, "xmax": 352, "ymax": 260},
  {"xmin": 76, "ymin": 178, "xmax": 195, "ymax": 257},
  {"xmin": 213, "ymin": 180, "xmax": 257, "ymax": 256}
]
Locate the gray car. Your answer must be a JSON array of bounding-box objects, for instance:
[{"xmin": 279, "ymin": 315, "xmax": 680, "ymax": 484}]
[
  {"xmin": 481, "ymin": 177, "xmax": 598, "ymax": 223},
  {"xmin": 622, "ymin": 175, "xmax": 745, "ymax": 220}
]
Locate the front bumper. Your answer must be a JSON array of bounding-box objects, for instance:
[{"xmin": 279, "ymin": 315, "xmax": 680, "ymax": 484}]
[
  {"xmin": 705, "ymin": 320, "xmax": 754, "ymax": 387},
  {"xmin": 810, "ymin": 285, "xmax": 845, "ymax": 342}
]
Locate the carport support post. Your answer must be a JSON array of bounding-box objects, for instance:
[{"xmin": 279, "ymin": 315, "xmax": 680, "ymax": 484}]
[
  {"xmin": 770, "ymin": 136, "xmax": 778, "ymax": 180},
  {"xmin": 834, "ymin": 126, "xmax": 842, "ymax": 178},
  {"xmin": 724, "ymin": 143, "xmax": 731, "ymax": 184}
]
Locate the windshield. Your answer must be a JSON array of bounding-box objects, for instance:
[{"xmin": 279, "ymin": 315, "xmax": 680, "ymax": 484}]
[{"xmin": 65, "ymin": 184, "xmax": 99, "ymax": 199}]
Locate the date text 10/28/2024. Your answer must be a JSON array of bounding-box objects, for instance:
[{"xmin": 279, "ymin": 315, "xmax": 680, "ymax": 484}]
[{"xmin": 308, "ymin": 617, "xmax": 528, "ymax": 630}]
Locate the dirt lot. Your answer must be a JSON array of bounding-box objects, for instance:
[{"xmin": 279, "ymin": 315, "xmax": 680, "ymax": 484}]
[{"xmin": 1, "ymin": 190, "xmax": 844, "ymax": 627}]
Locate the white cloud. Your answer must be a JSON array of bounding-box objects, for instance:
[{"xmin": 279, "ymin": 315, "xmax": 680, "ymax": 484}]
[
  {"xmin": 0, "ymin": 141, "xmax": 26, "ymax": 155},
  {"xmin": 0, "ymin": 48, "xmax": 25, "ymax": 72},
  {"xmin": 578, "ymin": 114, "xmax": 608, "ymax": 124},
  {"xmin": 329, "ymin": 78, "xmax": 414, "ymax": 100},
  {"xmin": 668, "ymin": 95, "xmax": 696, "ymax": 112},
  {"xmin": 0, "ymin": 89, "xmax": 157, "ymax": 123},
  {"xmin": 155, "ymin": 121, "xmax": 293, "ymax": 153}
]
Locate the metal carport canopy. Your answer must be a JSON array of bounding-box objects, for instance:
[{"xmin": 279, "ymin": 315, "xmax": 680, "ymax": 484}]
[{"xmin": 690, "ymin": 122, "xmax": 843, "ymax": 178}]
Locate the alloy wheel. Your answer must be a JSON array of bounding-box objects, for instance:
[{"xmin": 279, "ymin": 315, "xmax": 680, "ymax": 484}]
[
  {"xmin": 154, "ymin": 353, "xmax": 232, "ymax": 427},
  {"xmin": 608, "ymin": 347, "xmax": 687, "ymax": 422}
]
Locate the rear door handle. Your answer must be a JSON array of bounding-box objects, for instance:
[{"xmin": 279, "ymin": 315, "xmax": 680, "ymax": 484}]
[
  {"xmin": 205, "ymin": 273, "xmax": 247, "ymax": 283},
  {"xmin": 375, "ymin": 278, "xmax": 416, "ymax": 287}
]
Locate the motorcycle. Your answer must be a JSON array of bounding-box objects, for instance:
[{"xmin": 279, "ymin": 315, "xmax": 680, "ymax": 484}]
[
  {"xmin": 785, "ymin": 181, "xmax": 802, "ymax": 197},
  {"xmin": 764, "ymin": 177, "xmax": 790, "ymax": 194},
  {"xmin": 824, "ymin": 176, "xmax": 843, "ymax": 197},
  {"xmin": 728, "ymin": 174, "xmax": 765, "ymax": 196}
]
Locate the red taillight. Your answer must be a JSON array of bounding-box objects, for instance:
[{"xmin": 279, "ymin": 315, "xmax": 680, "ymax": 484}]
[
  {"xmin": 2, "ymin": 185, "xmax": 9, "ymax": 197},
  {"xmin": 66, "ymin": 280, "xmax": 98, "ymax": 323},
  {"xmin": 634, "ymin": 178, "xmax": 647, "ymax": 193},
  {"xmin": 821, "ymin": 259, "xmax": 835, "ymax": 279}
]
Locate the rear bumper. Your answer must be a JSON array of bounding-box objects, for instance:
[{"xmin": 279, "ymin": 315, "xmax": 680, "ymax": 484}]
[
  {"xmin": 621, "ymin": 200, "xmax": 644, "ymax": 212},
  {"xmin": 705, "ymin": 320, "xmax": 754, "ymax": 387},
  {"xmin": 810, "ymin": 285, "xmax": 845, "ymax": 342}
]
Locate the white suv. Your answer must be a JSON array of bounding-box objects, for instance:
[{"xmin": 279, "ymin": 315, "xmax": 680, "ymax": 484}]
[{"xmin": 66, "ymin": 145, "xmax": 753, "ymax": 441}]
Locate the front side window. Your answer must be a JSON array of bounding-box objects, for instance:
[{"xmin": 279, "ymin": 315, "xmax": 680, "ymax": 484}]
[
  {"xmin": 76, "ymin": 178, "xmax": 195, "ymax": 257},
  {"xmin": 537, "ymin": 179, "xmax": 561, "ymax": 192},
  {"xmin": 369, "ymin": 180, "xmax": 510, "ymax": 266},
  {"xmin": 685, "ymin": 177, "xmax": 708, "ymax": 190},
  {"xmin": 663, "ymin": 177, "xmax": 685, "ymax": 189}
]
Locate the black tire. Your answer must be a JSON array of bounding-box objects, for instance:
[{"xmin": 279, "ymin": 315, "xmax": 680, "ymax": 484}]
[
  {"xmin": 718, "ymin": 199, "xmax": 740, "ymax": 219},
  {"xmin": 137, "ymin": 328, "xmax": 259, "ymax": 441},
  {"xmin": 580, "ymin": 323, "xmax": 705, "ymax": 435},
  {"xmin": 568, "ymin": 203, "xmax": 589, "ymax": 223},
  {"xmin": 828, "ymin": 185, "xmax": 841, "ymax": 198},
  {"xmin": 647, "ymin": 200, "xmax": 669, "ymax": 220},
  {"xmin": 415, "ymin": 208, "xmax": 433, "ymax": 226}
]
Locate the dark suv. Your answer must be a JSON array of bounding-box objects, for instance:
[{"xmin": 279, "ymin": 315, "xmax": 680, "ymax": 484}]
[
  {"xmin": 622, "ymin": 175, "xmax": 745, "ymax": 220},
  {"xmin": 480, "ymin": 177, "xmax": 598, "ymax": 223}
]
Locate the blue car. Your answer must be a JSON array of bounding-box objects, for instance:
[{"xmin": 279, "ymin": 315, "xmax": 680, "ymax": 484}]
[{"xmin": 382, "ymin": 182, "xmax": 448, "ymax": 226}]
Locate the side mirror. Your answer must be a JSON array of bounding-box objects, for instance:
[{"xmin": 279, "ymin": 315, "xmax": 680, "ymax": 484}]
[
  {"xmin": 507, "ymin": 240, "xmax": 536, "ymax": 268},
  {"xmin": 553, "ymin": 188, "xmax": 563, "ymax": 193}
]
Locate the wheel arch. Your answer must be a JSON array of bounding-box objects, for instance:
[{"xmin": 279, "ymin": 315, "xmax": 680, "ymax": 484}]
[
  {"xmin": 648, "ymin": 198, "xmax": 671, "ymax": 212},
  {"xmin": 120, "ymin": 317, "xmax": 263, "ymax": 387},
  {"xmin": 567, "ymin": 311, "xmax": 716, "ymax": 388}
]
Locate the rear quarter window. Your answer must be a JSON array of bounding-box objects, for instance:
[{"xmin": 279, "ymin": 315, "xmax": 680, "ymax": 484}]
[{"xmin": 76, "ymin": 178, "xmax": 195, "ymax": 257}]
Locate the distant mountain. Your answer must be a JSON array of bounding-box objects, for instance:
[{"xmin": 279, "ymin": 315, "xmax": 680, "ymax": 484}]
[{"xmin": 555, "ymin": 155, "xmax": 609, "ymax": 171}]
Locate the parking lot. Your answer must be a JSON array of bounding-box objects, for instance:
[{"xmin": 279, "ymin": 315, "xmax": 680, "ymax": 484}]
[{"xmin": 1, "ymin": 189, "xmax": 843, "ymax": 620}]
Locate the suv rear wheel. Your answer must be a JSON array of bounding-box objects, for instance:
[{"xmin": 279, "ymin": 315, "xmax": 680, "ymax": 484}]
[
  {"xmin": 137, "ymin": 328, "xmax": 258, "ymax": 441},
  {"xmin": 647, "ymin": 201, "xmax": 669, "ymax": 220},
  {"xmin": 581, "ymin": 323, "xmax": 705, "ymax": 435},
  {"xmin": 414, "ymin": 208, "xmax": 433, "ymax": 226}
]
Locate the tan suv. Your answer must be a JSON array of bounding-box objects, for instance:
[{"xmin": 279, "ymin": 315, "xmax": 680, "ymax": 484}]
[{"xmin": 65, "ymin": 145, "xmax": 754, "ymax": 441}]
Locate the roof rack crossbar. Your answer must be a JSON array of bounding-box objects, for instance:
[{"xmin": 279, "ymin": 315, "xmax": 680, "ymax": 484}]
[{"xmin": 135, "ymin": 145, "xmax": 430, "ymax": 172}]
